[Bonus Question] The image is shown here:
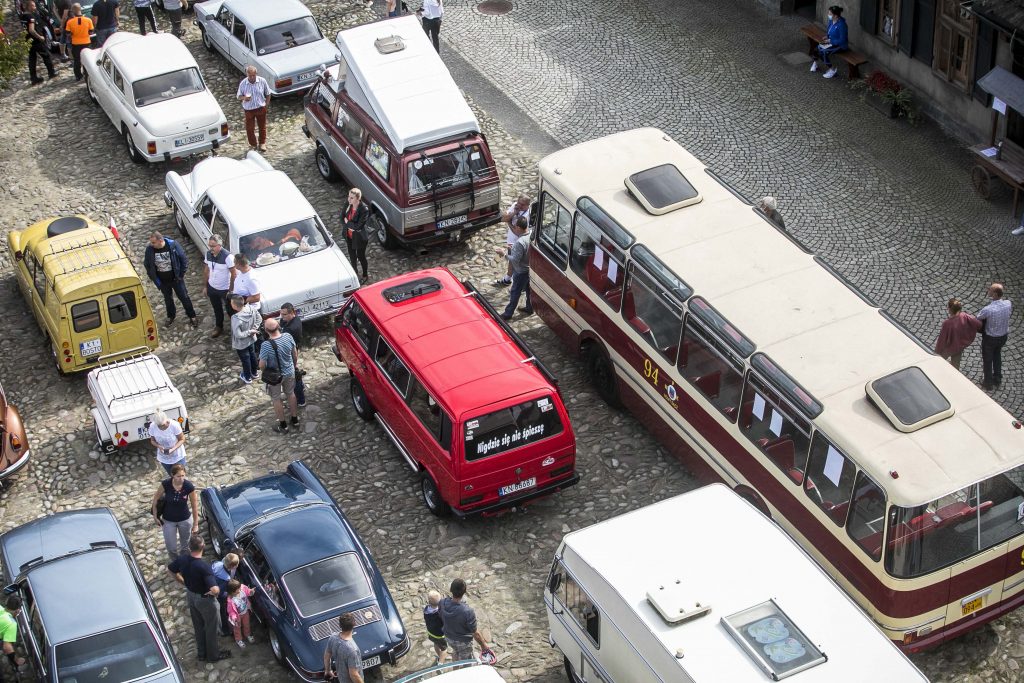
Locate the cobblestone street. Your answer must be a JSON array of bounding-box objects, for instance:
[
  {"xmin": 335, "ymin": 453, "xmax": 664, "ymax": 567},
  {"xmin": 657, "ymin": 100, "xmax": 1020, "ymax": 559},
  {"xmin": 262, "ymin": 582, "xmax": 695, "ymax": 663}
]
[{"xmin": 0, "ymin": 0, "xmax": 1023, "ymax": 681}]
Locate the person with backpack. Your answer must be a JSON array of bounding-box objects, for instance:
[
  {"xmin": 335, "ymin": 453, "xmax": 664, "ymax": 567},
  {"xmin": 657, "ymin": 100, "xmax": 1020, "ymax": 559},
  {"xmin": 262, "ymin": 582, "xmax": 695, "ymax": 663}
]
[{"xmin": 258, "ymin": 318, "xmax": 299, "ymax": 434}]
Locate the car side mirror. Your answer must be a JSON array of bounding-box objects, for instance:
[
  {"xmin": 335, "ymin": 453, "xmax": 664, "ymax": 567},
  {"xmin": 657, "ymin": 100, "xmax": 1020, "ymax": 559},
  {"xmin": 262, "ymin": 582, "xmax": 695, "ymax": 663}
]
[
  {"xmin": 204, "ymin": 14, "xmax": 213, "ymax": 21},
  {"xmin": 3, "ymin": 583, "xmax": 19, "ymax": 595},
  {"xmin": 13, "ymin": 250, "xmax": 23, "ymax": 262}
]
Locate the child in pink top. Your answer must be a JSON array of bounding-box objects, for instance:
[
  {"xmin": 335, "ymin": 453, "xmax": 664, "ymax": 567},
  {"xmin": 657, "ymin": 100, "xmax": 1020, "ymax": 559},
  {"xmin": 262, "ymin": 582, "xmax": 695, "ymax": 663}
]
[{"xmin": 226, "ymin": 579, "xmax": 256, "ymax": 648}]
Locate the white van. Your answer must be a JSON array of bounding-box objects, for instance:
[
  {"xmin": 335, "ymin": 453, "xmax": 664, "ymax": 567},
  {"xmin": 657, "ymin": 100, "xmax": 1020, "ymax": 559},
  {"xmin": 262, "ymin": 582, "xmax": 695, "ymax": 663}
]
[{"xmin": 545, "ymin": 484, "xmax": 928, "ymax": 682}]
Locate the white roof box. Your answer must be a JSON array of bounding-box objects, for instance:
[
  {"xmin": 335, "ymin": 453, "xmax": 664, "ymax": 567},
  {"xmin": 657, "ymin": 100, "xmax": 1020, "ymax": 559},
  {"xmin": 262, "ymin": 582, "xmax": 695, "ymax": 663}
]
[{"xmin": 335, "ymin": 16, "xmax": 480, "ymax": 154}]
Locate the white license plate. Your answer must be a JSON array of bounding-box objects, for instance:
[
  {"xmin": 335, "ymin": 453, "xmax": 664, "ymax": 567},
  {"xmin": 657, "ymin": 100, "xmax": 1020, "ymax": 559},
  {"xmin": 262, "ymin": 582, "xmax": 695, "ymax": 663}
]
[
  {"xmin": 300, "ymin": 299, "xmax": 334, "ymax": 314},
  {"xmin": 499, "ymin": 477, "xmax": 536, "ymax": 496},
  {"xmin": 362, "ymin": 655, "xmax": 381, "ymax": 668},
  {"xmin": 79, "ymin": 338, "xmax": 102, "ymax": 357},
  {"xmin": 174, "ymin": 133, "xmax": 204, "ymax": 148},
  {"xmin": 437, "ymin": 214, "xmax": 468, "ymax": 229},
  {"xmin": 298, "ymin": 70, "xmax": 318, "ymax": 81},
  {"xmin": 137, "ymin": 425, "xmax": 150, "ymax": 439}
]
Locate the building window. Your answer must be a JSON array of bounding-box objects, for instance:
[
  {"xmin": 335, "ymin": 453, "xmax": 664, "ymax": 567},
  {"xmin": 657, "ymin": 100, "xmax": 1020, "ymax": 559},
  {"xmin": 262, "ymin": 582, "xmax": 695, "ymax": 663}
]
[
  {"xmin": 933, "ymin": 0, "xmax": 976, "ymax": 89},
  {"xmin": 879, "ymin": 0, "xmax": 899, "ymax": 44}
]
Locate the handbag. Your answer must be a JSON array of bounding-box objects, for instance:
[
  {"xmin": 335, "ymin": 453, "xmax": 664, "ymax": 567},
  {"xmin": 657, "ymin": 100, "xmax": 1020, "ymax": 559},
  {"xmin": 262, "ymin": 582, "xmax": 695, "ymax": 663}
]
[{"xmin": 261, "ymin": 338, "xmax": 284, "ymax": 386}]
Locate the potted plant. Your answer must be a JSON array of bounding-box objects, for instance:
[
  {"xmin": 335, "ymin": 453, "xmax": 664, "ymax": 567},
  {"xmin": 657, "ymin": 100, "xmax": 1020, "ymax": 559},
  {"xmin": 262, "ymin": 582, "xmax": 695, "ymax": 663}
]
[{"xmin": 851, "ymin": 70, "xmax": 918, "ymax": 122}]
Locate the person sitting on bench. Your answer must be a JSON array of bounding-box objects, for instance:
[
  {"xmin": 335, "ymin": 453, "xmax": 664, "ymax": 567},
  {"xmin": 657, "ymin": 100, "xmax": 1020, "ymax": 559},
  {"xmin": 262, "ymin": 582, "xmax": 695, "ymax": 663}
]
[{"xmin": 810, "ymin": 6, "xmax": 848, "ymax": 79}]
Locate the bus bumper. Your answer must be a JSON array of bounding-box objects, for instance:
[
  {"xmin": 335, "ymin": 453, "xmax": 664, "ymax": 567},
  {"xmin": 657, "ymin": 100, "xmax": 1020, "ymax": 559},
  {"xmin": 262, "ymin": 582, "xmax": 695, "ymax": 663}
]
[{"xmin": 899, "ymin": 588, "xmax": 1024, "ymax": 653}]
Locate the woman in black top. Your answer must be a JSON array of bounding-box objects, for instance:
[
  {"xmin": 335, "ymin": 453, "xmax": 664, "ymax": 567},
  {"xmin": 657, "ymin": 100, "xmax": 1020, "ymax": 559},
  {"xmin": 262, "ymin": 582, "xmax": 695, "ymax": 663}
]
[
  {"xmin": 152, "ymin": 463, "xmax": 199, "ymax": 560},
  {"xmin": 341, "ymin": 187, "xmax": 370, "ymax": 280}
]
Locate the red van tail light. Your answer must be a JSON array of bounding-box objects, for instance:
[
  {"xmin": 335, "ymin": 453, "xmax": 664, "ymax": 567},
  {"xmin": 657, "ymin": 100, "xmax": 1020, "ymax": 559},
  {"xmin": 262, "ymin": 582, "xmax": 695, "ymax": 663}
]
[
  {"xmin": 275, "ymin": 77, "xmax": 292, "ymax": 89},
  {"xmin": 147, "ymin": 141, "xmax": 157, "ymax": 155},
  {"xmin": 220, "ymin": 122, "xmax": 229, "ymax": 137}
]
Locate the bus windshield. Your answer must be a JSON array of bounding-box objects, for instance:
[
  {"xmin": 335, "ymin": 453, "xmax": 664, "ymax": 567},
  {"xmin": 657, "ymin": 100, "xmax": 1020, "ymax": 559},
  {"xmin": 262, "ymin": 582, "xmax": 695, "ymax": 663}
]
[
  {"xmin": 464, "ymin": 396, "xmax": 563, "ymax": 461},
  {"xmin": 886, "ymin": 464, "xmax": 1024, "ymax": 578}
]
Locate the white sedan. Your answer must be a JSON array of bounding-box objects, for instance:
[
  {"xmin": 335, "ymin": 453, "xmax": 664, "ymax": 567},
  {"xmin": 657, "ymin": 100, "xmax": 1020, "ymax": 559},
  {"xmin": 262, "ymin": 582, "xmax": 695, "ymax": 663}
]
[
  {"xmin": 163, "ymin": 151, "xmax": 360, "ymax": 320},
  {"xmin": 82, "ymin": 32, "xmax": 229, "ymax": 163},
  {"xmin": 195, "ymin": 0, "xmax": 338, "ymax": 95}
]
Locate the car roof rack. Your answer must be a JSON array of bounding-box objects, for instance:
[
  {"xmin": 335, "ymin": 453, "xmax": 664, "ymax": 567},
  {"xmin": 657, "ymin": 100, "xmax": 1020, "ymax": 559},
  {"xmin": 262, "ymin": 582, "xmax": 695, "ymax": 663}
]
[
  {"xmin": 41, "ymin": 230, "xmax": 122, "ymax": 283},
  {"xmin": 93, "ymin": 354, "xmax": 172, "ymax": 409}
]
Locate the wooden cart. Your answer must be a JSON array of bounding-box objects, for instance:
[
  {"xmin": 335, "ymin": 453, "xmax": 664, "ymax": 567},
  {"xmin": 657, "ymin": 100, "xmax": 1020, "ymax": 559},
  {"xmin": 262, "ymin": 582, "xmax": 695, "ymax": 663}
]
[{"xmin": 972, "ymin": 66, "xmax": 1024, "ymax": 217}]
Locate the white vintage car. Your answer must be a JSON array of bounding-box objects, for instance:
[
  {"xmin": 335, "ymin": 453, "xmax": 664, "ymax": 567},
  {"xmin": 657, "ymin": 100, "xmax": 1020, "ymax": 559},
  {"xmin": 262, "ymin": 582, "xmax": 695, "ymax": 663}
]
[
  {"xmin": 82, "ymin": 32, "xmax": 229, "ymax": 163},
  {"xmin": 195, "ymin": 0, "xmax": 338, "ymax": 95},
  {"xmin": 163, "ymin": 151, "xmax": 360, "ymax": 320}
]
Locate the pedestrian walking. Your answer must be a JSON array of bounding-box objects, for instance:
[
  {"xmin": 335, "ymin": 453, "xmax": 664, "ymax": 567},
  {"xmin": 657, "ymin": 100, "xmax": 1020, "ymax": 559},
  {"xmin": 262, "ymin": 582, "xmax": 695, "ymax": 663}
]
[
  {"xmin": 494, "ymin": 216, "xmax": 532, "ymax": 320},
  {"xmin": 167, "ymin": 535, "xmax": 232, "ymax": 663},
  {"xmin": 230, "ymin": 253, "xmax": 262, "ymax": 304},
  {"xmin": 439, "ymin": 578, "xmax": 491, "ymax": 663},
  {"xmin": 323, "ymin": 613, "xmax": 363, "ymax": 683},
  {"xmin": 225, "ymin": 579, "xmax": 256, "ymax": 649},
  {"xmin": 495, "ymin": 194, "xmax": 531, "ymax": 286},
  {"xmin": 977, "ymin": 282, "xmax": 1012, "ymax": 389},
  {"xmin": 757, "ymin": 196, "xmax": 785, "ymax": 230},
  {"xmin": 149, "ymin": 409, "xmax": 187, "ymax": 474},
  {"xmin": 230, "ymin": 294, "xmax": 261, "ymax": 384},
  {"xmin": 417, "ymin": 0, "xmax": 442, "ymax": 52},
  {"xmin": 203, "ymin": 234, "xmax": 235, "ymax": 338},
  {"xmin": 163, "ymin": 0, "xmax": 186, "ymax": 37},
  {"xmin": 0, "ymin": 596, "xmax": 26, "ymax": 676},
  {"xmin": 133, "ymin": 0, "xmax": 158, "ymax": 35},
  {"xmin": 935, "ymin": 298, "xmax": 982, "ymax": 370},
  {"xmin": 237, "ymin": 65, "xmax": 270, "ymax": 152},
  {"xmin": 423, "ymin": 590, "xmax": 448, "ymax": 665},
  {"xmin": 90, "ymin": 0, "xmax": 119, "ymax": 45},
  {"xmin": 341, "ymin": 188, "xmax": 370, "ymax": 280},
  {"xmin": 144, "ymin": 231, "xmax": 199, "ymax": 328},
  {"xmin": 20, "ymin": 1, "xmax": 56, "ymax": 85},
  {"xmin": 151, "ymin": 463, "xmax": 199, "ymax": 560},
  {"xmin": 258, "ymin": 318, "xmax": 299, "ymax": 433},
  {"xmin": 280, "ymin": 303, "xmax": 307, "ymax": 407},
  {"xmin": 64, "ymin": 4, "xmax": 92, "ymax": 82},
  {"xmin": 212, "ymin": 553, "xmax": 240, "ymax": 636},
  {"xmin": 809, "ymin": 6, "xmax": 847, "ymax": 79}
]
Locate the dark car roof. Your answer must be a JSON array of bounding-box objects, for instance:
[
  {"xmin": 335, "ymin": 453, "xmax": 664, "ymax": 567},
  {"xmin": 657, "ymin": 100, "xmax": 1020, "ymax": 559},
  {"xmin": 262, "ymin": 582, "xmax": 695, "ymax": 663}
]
[
  {"xmin": 0, "ymin": 508, "xmax": 128, "ymax": 578},
  {"xmin": 253, "ymin": 505, "xmax": 358, "ymax": 576},
  {"xmin": 30, "ymin": 548, "xmax": 150, "ymax": 644},
  {"xmin": 219, "ymin": 472, "xmax": 326, "ymax": 531}
]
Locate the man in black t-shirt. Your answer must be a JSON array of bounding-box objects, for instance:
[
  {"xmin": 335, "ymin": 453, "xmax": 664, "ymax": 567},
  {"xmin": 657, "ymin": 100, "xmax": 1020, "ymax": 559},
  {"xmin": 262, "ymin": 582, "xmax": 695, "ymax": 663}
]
[
  {"xmin": 91, "ymin": 0, "xmax": 119, "ymax": 45},
  {"xmin": 167, "ymin": 536, "xmax": 232, "ymax": 663},
  {"xmin": 21, "ymin": 0, "xmax": 56, "ymax": 84}
]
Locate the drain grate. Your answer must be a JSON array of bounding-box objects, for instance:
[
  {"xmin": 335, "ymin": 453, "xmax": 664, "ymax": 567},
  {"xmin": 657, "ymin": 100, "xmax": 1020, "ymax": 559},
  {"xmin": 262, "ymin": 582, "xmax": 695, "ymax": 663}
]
[{"xmin": 477, "ymin": 0, "xmax": 513, "ymax": 15}]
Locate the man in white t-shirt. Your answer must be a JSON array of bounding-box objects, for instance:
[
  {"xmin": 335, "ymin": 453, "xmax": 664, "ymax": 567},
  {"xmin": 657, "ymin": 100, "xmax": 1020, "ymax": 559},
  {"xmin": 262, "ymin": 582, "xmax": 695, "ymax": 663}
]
[
  {"xmin": 231, "ymin": 253, "xmax": 262, "ymax": 306},
  {"xmin": 204, "ymin": 234, "xmax": 236, "ymax": 338},
  {"xmin": 495, "ymin": 194, "xmax": 531, "ymax": 286}
]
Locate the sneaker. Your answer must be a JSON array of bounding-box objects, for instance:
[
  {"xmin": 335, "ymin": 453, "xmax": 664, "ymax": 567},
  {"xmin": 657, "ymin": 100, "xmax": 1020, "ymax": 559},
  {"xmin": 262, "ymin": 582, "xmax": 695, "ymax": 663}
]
[
  {"xmin": 494, "ymin": 278, "xmax": 511, "ymax": 287},
  {"xmin": 165, "ymin": 316, "xmax": 175, "ymax": 326},
  {"xmin": 290, "ymin": 416, "xmax": 300, "ymax": 427},
  {"xmin": 211, "ymin": 328, "xmax": 223, "ymax": 338},
  {"xmin": 273, "ymin": 422, "xmax": 289, "ymax": 434},
  {"xmin": 500, "ymin": 313, "xmax": 513, "ymax": 321},
  {"xmin": 523, "ymin": 308, "xmax": 534, "ymax": 315},
  {"xmin": 258, "ymin": 144, "xmax": 267, "ymax": 152},
  {"xmin": 189, "ymin": 317, "xmax": 199, "ymax": 330},
  {"xmin": 297, "ymin": 401, "xmax": 307, "ymax": 408},
  {"xmin": 823, "ymin": 68, "xmax": 838, "ymax": 79},
  {"xmin": 29, "ymin": 78, "xmax": 43, "ymax": 85},
  {"xmin": 809, "ymin": 60, "xmax": 819, "ymax": 72},
  {"xmin": 236, "ymin": 640, "xmax": 246, "ymax": 649},
  {"xmin": 1012, "ymin": 225, "xmax": 1024, "ymax": 236},
  {"xmin": 238, "ymin": 372, "xmax": 252, "ymax": 385},
  {"xmin": 247, "ymin": 635, "xmax": 256, "ymax": 644}
]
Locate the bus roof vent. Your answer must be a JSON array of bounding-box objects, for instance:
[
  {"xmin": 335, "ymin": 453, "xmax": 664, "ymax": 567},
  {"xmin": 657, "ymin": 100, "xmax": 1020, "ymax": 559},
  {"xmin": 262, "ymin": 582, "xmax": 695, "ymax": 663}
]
[
  {"xmin": 646, "ymin": 580, "xmax": 712, "ymax": 625},
  {"xmin": 382, "ymin": 276, "xmax": 442, "ymax": 304},
  {"xmin": 866, "ymin": 366, "xmax": 954, "ymax": 433},
  {"xmin": 374, "ymin": 34, "xmax": 406, "ymax": 54},
  {"xmin": 625, "ymin": 164, "xmax": 702, "ymax": 215}
]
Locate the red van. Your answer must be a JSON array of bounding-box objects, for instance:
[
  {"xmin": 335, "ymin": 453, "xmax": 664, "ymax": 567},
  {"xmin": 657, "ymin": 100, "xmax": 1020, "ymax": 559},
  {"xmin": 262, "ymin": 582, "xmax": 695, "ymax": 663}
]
[{"xmin": 334, "ymin": 267, "xmax": 578, "ymax": 516}]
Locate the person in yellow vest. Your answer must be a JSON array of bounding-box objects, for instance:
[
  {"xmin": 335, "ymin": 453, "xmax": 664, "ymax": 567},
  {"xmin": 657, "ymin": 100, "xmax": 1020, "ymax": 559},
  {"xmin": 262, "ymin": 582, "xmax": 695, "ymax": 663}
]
[{"xmin": 64, "ymin": 3, "xmax": 93, "ymax": 82}]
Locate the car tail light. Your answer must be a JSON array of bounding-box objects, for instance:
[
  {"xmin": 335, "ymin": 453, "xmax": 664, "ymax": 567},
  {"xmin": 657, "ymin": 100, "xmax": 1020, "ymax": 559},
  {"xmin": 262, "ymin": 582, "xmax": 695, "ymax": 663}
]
[
  {"xmin": 9, "ymin": 434, "xmax": 22, "ymax": 451},
  {"xmin": 147, "ymin": 319, "xmax": 154, "ymax": 327},
  {"xmin": 63, "ymin": 349, "xmax": 71, "ymax": 357},
  {"xmin": 147, "ymin": 141, "xmax": 157, "ymax": 154},
  {"xmin": 62, "ymin": 341, "xmax": 70, "ymax": 349},
  {"xmin": 275, "ymin": 77, "xmax": 292, "ymax": 89},
  {"xmin": 177, "ymin": 416, "xmax": 184, "ymax": 424},
  {"xmin": 63, "ymin": 357, "xmax": 71, "ymax": 363},
  {"xmin": 147, "ymin": 325, "xmax": 154, "ymax": 334},
  {"xmin": 221, "ymin": 122, "xmax": 229, "ymax": 137},
  {"xmin": 148, "ymin": 335, "xmax": 155, "ymax": 341}
]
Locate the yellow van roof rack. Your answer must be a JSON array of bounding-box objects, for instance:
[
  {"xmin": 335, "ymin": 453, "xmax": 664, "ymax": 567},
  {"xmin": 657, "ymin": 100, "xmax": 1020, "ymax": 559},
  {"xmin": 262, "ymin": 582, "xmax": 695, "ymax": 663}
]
[{"xmin": 41, "ymin": 230, "xmax": 124, "ymax": 284}]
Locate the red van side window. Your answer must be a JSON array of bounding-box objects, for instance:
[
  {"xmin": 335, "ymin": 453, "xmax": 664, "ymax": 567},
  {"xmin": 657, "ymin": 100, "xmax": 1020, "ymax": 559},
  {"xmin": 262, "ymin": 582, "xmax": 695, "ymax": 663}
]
[{"xmin": 375, "ymin": 339, "xmax": 410, "ymax": 396}]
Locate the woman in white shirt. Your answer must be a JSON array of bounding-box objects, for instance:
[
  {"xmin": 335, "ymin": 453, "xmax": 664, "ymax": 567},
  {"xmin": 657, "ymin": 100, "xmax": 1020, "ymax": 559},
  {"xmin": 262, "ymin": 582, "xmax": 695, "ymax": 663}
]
[{"xmin": 149, "ymin": 410, "xmax": 187, "ymax": 475}]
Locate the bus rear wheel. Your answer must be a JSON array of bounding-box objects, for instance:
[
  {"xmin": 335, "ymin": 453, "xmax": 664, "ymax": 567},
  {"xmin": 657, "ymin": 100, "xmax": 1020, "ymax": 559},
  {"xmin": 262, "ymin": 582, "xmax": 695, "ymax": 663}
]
[{"xmin": 584, "ymin": 342, "xmax": 620, "ymax": 408}]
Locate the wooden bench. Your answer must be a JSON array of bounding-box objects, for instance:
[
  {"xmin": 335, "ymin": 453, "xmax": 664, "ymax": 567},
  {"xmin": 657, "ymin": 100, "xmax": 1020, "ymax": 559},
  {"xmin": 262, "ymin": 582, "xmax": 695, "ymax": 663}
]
[{"xmin": 800, "ymin": 24, "xmax": 868, "ymax": 80}]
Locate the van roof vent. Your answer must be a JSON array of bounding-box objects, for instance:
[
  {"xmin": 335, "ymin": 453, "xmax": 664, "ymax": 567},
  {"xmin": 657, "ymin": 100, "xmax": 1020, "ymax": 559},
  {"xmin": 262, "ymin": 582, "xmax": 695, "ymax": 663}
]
[
  {"xmin": 382, "ymin": 277, "xmax": 442, "ymax": 304},
  {"xmin": 374, "ymin": 34, "xmax": 406, "ymax": 54},
  {"xmin": 625, "ymin": 164, "xmax": 701, "ymax": 215},
  {"xmin": 722, "ymin": 599, "xmax": 827, "ymax": 679},
  {"xmin": 646, "ymin": 580, "xmax": 712, "ymax": 625},
  {"xmin": 866, "ymin": 366, "xmax": 953, "ymax": 433}
]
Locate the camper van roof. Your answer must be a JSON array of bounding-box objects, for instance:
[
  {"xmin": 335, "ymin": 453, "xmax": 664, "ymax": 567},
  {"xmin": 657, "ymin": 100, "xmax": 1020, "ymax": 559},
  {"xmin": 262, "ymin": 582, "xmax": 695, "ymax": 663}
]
[
  {"xmin": 335, "ymin": 16, "xmax": 479, "ymax": 153},
  {"xmin": 559, "ymin": 485, "xmax": 927, "ymax": 682}
]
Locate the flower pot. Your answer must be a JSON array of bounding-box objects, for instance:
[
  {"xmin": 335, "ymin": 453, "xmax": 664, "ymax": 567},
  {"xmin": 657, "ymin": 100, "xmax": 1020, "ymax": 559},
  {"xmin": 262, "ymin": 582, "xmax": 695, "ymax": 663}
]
[{"xmin": 864, "ymin": 90, "xmax": 899, "ymax": 118}]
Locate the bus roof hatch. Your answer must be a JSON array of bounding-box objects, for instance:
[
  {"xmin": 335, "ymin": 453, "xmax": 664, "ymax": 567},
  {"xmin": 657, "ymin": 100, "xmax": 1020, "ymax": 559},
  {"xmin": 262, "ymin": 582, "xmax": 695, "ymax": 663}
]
[
  {"xmin": 866, "ymin": 366, "xmax": 954, "ymax": 433},
  {"xmin": 625, "ymin": 163, "xmax": 702, "ymax": 215}
]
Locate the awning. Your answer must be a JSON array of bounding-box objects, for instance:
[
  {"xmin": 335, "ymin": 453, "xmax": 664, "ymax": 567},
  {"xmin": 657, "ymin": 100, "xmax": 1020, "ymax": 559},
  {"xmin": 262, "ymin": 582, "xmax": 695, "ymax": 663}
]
[{"xmin": 977, "ymin": 66, "xmax": 1024, "ymax": 114}]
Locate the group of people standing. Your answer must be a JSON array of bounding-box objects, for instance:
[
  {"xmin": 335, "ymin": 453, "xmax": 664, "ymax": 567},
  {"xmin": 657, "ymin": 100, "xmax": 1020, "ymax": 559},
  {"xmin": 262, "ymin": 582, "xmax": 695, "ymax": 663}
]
[{"xmin": 935, "ymin": 283, "xmax": 1012, "ymax": 389}]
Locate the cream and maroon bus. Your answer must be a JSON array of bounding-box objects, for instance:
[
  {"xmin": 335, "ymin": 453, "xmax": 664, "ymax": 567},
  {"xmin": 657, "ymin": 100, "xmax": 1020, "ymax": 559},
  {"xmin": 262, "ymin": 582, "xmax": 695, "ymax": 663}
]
[{"xmin": 528, "ymin": 127, "xmax": 1024, "ymax": 652}]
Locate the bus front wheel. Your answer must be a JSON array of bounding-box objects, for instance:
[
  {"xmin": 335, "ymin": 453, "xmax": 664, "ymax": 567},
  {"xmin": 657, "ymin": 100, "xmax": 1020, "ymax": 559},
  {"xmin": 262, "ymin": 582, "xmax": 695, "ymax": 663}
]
[{"xmin": 584, "ymin": 342, "xmax": 620, "ymax": 408}]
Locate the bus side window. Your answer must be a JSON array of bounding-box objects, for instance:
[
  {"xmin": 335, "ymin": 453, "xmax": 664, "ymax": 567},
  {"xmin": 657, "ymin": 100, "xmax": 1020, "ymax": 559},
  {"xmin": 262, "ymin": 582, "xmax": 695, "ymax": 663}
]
[
  {"xmin": 536, "ymin": 192, "xmax": 571, "ymax": 268},
  {"xmin": 570, "ymin": 212, "xmax": 625, "ymax": 310},
  {"xmin": 679, "ymin": 319, "xmax": 743, "ymax": 419},
  {"xmin": 738, "ymin": 376, "xmax": 811, "ymax": 484},
  {"xmin": 846, "ymin": 472, "xmax": 887, "ymax": 561},
  {"xmin": 559, "ymin": 571, "xmax": 600, "ymax": 646},
  {"xmin": 622, "ymin": 265, "xmax": 682, "ymax": 363},
  {"xmin": 804, "ymin": 433, "xmax": 857, "ymax": 525}
]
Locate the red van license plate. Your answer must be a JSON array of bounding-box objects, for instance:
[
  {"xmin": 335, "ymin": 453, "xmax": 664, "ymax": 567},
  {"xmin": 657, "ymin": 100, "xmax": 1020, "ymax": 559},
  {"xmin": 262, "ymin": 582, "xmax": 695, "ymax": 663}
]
[{"xmin": 499, "ymin": 477, "xmax": 536, "ymax": 496}]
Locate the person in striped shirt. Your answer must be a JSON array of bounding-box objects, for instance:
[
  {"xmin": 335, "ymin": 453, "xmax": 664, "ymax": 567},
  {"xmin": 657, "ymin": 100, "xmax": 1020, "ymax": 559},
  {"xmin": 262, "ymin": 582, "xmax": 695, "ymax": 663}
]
[{"xmin": 237, "ymin": 65, "xmax": 271, "ymax": 152}]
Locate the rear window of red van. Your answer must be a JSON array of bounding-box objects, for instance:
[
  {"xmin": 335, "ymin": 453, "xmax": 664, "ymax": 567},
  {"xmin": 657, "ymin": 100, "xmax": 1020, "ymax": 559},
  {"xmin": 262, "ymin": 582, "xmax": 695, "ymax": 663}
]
[{"xmin": 464, "ymin": 396, "xmax": 563, "ymax": 461}]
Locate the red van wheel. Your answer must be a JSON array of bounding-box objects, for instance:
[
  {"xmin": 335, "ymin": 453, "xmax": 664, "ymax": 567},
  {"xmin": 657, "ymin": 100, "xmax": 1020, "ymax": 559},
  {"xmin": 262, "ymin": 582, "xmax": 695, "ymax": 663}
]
[
  {"xmin": 350, "ymin": 377, "xmax": 375, "ymax": 421},
  {"xmin": 421, "ymin": 475, "xmax": 451, "ymax": 517}
]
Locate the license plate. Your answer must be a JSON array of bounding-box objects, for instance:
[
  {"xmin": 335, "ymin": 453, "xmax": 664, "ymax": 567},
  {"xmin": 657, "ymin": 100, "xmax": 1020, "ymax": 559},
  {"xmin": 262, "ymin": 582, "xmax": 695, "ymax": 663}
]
[
  {"xmin": 298, "ymin": 70, "xmax": 318, "ymax": 81},
  {"xmin": 79, "ymin": 338, "xmax": 102, "ymax": 357},
  {"xmin": 137, "ymin": 427, "xmax": 150, "ymax": 439},
  {"xmin": 362, "ymin": 655, "xmax": 380, "ymax": 668},
  {"xmin": 437, "ymin": 214, "xmax": 468, "ymax": 229},
  {"xmin": 299, "ymin": 299, "xmax": 333, "ymax": 315},
  {"xmin": 174, "ymin": 133, "xmax": 204, "ymax": 148},
  {"xmin": 499, "ymin": 477, "xmax": 536, "ymax": 496},
  {"xmin": 962, "ymin": 596, "xmax": 984, "ymax": 616}
]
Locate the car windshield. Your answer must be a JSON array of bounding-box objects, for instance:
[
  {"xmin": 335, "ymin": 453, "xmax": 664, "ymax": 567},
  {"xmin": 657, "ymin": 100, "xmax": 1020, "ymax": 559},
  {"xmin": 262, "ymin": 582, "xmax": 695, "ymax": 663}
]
[
  {"xmin": 56, "ymin": 621, "xmax": 168, "ymax": 682},
  {"xmin": 254, "ymin": 17, "xmax": 322, "ymax": 55},
  {"xmin": 238, "ymin": 217, "xmax": 330, "ymax": 268},
  {"xmin": 408, "ymin": 144, "xmax": 490, "ymax": 196},
  {"xmin": 464, "ymin": 396, "xmax": 564, "ymax": 461},
  {"xmin": 132, "ymin": 68, "xmax": 205, "ymax": 107},
  {"xmin": 282, "ymin": 553, "xmax": 373, "ymax": 618}
]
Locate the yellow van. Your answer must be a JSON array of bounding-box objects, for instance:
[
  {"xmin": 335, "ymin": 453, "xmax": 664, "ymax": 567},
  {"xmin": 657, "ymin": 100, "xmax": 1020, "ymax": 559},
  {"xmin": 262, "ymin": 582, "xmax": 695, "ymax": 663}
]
[{"xmin": 8, "ymin": 216, "xmax": 159, "ymax": 374}]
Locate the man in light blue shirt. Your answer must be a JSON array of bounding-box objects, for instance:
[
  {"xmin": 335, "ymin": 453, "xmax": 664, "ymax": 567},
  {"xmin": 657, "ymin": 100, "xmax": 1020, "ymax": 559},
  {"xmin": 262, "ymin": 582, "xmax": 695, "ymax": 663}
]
[
  {"xmin": 258, "ymin": 318, "xmax": 299, "ymax": 433},
  {"xmin": 977, "ymin": 282, "xmax": 1012, "ymax": 389},
  {"xmin": 237, "ymin": 65, "xmax": 271, "ymax": 152}
]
